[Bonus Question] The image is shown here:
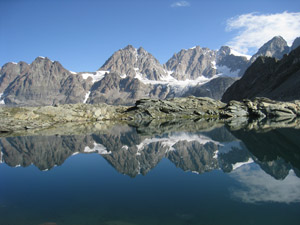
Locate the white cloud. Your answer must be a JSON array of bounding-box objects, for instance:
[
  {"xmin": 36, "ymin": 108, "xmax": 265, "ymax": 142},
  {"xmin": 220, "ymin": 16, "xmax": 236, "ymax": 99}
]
[
  {"xmin": 226, "ymin": 12, "xmax": 300, "ymax": 55},
  {"xmin": 229, "ymin": 165, "xmax": 300, "ymax": 204},
  {"xmin": 171, "ymin": 1, "xmax": 190, "ymax": 8}
]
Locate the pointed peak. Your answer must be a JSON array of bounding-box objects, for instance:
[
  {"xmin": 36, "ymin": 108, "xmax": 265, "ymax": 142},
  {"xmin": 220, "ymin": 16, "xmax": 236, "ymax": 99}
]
[
  {"xmin": 266, "ymin": 36, "xmax": 288, "ymax": 45},
  {"xmin": 137, "ymin": 46, "xmax": 147, "ymax": 54},
  {"xmin": 219, "ymin": 46, "xmax": 231, "ymax": 55},
  {"xmin": 123, "ymin": 45, "xmax": 136, "ymax": 51},
  {"xmin": 272, "ymin": 35, "xmax": 285, "ymax": 41},
  {"xmin": 291, "ymin": 37, "xmax": 300, "ymax": 51}
]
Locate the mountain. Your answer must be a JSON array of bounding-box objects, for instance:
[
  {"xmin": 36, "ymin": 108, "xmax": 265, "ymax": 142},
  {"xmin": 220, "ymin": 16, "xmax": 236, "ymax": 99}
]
[
  {"xmin": 222, "ymin": 45, "xmax": 300, "ymax": 102},
  {"xmin": 249, "ymin": 36, "xmax": 290, "ymax": 64},
  {"xmin": 1, "ymin": 57, "xmax": 91, "ymax": 106}
]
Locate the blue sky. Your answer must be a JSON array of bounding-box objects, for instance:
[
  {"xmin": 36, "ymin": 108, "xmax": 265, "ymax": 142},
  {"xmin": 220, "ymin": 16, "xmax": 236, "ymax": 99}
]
[{"xmin": 1, "ymin": 0, "xmax": 300, "ymax": 72}]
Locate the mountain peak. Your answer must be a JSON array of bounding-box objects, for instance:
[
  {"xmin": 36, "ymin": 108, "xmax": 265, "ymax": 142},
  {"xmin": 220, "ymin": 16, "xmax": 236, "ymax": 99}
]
[
  {"xmin": 99, "ymin": 45, "xmax": 166, "ymax": 80},
  {"xmin": 32, "ymin": 56, "xmax": 54, "ymax": 64},
  {"xmin": 249, "ymin": 36, "xmax": 289, "ymax": 63},
  {"xmin": 123, "ymin": 45, "xmax": 136, "ymax": 51},
  {"xmin": 291, "ymin": 37, "xmax": 300, "ymax": 51}
]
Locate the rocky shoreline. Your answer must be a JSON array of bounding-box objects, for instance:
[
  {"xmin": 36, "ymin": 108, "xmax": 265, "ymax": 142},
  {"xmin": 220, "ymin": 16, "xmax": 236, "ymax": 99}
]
[{"xmin": 1, "ymin": 96, "xmax": 300, "ymax": 136}]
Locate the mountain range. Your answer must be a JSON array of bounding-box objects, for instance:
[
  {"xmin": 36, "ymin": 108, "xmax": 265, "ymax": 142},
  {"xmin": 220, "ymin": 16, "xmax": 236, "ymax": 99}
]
[{"xmin": 0, "ymin": 36, "xmax": 299, "ymax": 106}]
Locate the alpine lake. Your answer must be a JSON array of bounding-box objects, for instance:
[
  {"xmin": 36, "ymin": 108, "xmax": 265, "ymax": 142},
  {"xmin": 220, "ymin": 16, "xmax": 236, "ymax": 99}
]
[{"xmin": 0, "ymin": 118, "xmax": 299, "ymax": 225}]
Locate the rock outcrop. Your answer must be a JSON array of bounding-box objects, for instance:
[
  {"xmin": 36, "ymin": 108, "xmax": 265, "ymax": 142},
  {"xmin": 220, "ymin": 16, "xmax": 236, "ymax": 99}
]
[
  {"xmin": 0, "ymin": 103, "xmax": 127, "ymax": 134},
  {"xmin": 1, "ymin": 96, "xmax": 300, "ymax": 135}
]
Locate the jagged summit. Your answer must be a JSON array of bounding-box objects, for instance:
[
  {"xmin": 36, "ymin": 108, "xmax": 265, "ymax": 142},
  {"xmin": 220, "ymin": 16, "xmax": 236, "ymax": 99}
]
[{"xmin": 99, "ymin": 44, "xmax": 167, "ymax": 80}]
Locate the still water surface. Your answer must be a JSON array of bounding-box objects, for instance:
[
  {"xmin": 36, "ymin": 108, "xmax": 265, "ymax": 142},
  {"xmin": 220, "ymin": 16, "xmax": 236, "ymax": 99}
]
[{"xmin": 0, "ymin": 123, "xmax": 299, "ymax": 225}]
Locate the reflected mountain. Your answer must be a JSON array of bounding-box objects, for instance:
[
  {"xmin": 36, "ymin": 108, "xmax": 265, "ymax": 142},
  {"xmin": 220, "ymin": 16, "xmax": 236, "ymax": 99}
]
[
  {"xmin": 1, "ymin": 121, "xmax": 300, "ymax": 181},
  {"xmin": 231, "ymin": 128, "xmax": 300, "ymax": 179}
]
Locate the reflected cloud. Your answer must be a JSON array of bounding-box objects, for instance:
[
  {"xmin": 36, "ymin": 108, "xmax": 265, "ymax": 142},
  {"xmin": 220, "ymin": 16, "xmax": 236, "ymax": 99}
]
[{"xmin": 230, "ymin": 165, "xmax": 300, "ymax": 203}]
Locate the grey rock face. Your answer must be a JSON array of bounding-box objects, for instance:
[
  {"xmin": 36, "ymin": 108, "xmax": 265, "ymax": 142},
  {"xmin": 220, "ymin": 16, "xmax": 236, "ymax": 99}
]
[
  {"xmin": 0, "ymin": 62, "xmax": 30, "ymax": 93},
  {"xmin": 1, "ymin": 57, "xmax": 91, "ymax": 106},
  {"xmin": 291, "ymin": 37, "xmax": 300, "ymax": 51},
  {"xmin": 100, "ymin": 45, "xmax": 167, "ymax": 80},
  {"xmin": 87, "ymin": 72, "xmax": 152, "ymax": 105},
  {"xmin": 222, "ymin": 46, "xmax": 300, "ymax": 102},
  {"xmin": 249, "ymin": 36, "xmax": 290, "ymax": 63},
  {"xmin": 165, "ymin": 46, "xmax": 217, "ymax": 79}
]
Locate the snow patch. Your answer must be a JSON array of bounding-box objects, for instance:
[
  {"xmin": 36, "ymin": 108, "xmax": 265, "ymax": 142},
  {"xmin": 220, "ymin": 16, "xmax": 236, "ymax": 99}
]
[
  {"xmin": 84, "ymin": 142, "xmax": 111, "ymax": 155},
  {"xmin": 229, "ymin": 49, "xmax": 251, "ymax": 60},
  {"xmin": 83, "ymin": 91, "xmax": 90, "ymax": 103},
  {"xmin": 214, "ymin": 141, "xmax": 244, "ymax": 159},
  {"xmin": 232, "ymin": 158, "xmax": 254, "ymax": 170},
  {"xmin": 211, "ymin": 61, "xmax": 217, "ymax": 69},
  {"xmin": 120, "ymin": 74, "xmax": 127, "ymax": 79},
  {"xmin": 70, "ymin": 71, "xmax": 77, "ymax": 74},
  {"xmin": 136, "ymin": 132, "xmax": 219, "ymax": 154},
  {"xmin": 0, "ymin": 93, "xmax": 5, "ymax": 104},
  {"xmin": 0, "ymin": 151, "xmax": 4, "ymax": 164},
  {"xmin": 81, "ymin": 70, "xmax": 109, "ymax": 83},
  {"xmin": 135, "ymin": 69, "xmax": 218, "ymax": 88},
  {"xmin": 216, "ymin": 65, "xmax": 240, "ymax": 77}
]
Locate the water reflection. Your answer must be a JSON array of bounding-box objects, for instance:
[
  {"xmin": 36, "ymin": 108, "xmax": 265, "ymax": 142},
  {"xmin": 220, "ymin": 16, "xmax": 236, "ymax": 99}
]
[
  {"xmin": 230, "ymin": 165, "xmax": 300, "ymax": 203},
  {"xmin": 1, "ymin": 120, "xmax": 300, "ymax": 225},
  {"xmin": 1, "ymin": 121, "xmax": 300, "ymax": 181}
]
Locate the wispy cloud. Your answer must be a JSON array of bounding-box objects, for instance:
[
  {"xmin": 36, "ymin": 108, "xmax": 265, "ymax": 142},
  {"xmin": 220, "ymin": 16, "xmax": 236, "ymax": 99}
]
[
  {"xmin": 171, "ymin": 1, "xmax": 191, "ymax": 8},
  {"xmin": 226, "ymin": 12, "xmax": 300, "ymax": 55}
]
